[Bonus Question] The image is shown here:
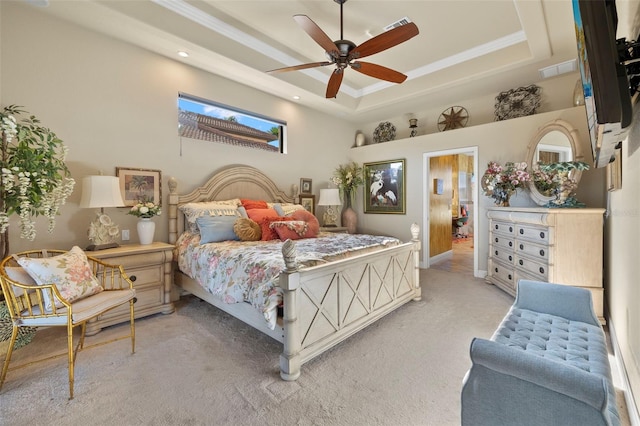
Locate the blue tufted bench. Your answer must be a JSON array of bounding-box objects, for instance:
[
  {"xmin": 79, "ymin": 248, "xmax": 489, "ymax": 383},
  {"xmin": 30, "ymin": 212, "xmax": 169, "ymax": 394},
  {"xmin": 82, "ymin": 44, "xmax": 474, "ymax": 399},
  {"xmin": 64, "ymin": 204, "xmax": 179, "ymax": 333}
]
[{"xmin": 461, "ymin": 279, "xmax": 620, "ymax": 426}]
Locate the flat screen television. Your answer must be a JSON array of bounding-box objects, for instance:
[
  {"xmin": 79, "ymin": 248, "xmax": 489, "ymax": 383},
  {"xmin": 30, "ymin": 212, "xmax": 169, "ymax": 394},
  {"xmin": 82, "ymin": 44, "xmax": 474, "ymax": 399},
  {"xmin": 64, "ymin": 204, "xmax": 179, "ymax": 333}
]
[{"xmin": 572, "ymin": 0, "xmax": 637, "ymax": 168}]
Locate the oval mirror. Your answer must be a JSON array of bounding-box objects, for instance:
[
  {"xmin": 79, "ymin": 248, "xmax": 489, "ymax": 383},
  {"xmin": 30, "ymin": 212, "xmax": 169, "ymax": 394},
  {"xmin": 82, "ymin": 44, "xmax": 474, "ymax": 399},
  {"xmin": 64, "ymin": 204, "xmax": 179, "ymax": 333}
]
[{"xmin": 525, "ymin": 119, "xmax": 584, "ymax": 205}]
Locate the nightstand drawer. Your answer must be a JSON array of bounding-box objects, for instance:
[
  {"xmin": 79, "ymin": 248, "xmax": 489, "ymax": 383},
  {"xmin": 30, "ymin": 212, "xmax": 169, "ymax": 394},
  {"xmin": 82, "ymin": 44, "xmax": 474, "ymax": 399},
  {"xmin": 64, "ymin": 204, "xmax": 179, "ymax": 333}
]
[
  {"xmin": 97, "ymin": 284, "xmax": 163, "ymax": 321},
  {"xmin": 126, "ymin": 265, "xmax": 163, "ymax": 287}
]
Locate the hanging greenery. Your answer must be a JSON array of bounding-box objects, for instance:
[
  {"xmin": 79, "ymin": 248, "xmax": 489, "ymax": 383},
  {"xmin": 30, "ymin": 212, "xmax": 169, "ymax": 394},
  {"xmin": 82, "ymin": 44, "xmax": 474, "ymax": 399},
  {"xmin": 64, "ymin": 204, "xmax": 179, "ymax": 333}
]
[{"xmin": 0, "ymin": 105, "xmax": 75, "ymax": 258}]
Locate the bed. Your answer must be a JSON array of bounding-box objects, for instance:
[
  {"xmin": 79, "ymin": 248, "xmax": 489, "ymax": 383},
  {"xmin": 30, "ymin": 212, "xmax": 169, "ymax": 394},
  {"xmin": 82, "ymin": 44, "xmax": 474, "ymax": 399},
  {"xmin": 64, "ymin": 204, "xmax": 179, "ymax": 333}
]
[{"xmin": 168, "ymin": 165, "xmax": 421, "ymax": 380}]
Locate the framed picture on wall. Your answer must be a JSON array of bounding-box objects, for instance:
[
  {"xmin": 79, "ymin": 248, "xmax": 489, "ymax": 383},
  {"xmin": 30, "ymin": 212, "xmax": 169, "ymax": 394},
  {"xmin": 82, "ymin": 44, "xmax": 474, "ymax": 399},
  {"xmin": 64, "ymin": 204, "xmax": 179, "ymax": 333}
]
[
  {"xmin": 116, "ymin": 167, "xmax": 162, "ymax": 206},
  {"xmin": 363, "ymin": 159, "xmax": 406, "ymax": 214},
  {"xmin": 300, "ymin": 178, "xmax": 313, "ymax": 194},
  {"xmin": 298, "ymin": 194, "xmax": 315, "ymax": 215}
]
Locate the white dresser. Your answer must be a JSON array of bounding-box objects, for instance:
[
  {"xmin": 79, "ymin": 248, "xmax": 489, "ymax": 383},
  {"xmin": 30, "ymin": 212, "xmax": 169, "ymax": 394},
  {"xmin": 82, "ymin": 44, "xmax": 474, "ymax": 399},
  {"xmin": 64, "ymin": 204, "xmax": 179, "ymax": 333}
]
[{"xmin": 486, "ymin": 207, "xmax": 605, "ymax": 322}]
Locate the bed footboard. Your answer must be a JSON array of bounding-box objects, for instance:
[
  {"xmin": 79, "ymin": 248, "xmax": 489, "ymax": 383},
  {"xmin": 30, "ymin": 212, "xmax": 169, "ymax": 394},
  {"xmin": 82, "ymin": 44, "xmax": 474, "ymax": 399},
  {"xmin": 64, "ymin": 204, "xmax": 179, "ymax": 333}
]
[{"xmin": 279, "ymin": 224, "xmax": 421, "ymax": 380}]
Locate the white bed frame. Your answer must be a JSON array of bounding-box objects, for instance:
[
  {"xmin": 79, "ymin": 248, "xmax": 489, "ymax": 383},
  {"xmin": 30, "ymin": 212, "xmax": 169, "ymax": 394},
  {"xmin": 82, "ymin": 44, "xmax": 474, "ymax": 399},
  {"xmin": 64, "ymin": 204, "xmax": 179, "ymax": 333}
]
[{"xmin": 168, "ymin": 165, "xmax": 422, "ymax": 380}]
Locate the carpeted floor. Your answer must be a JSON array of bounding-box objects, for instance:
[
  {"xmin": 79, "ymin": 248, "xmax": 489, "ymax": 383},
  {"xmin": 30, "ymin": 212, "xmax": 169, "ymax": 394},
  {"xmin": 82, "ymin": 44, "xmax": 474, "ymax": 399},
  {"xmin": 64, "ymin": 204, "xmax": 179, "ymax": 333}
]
[{"xmin": 0, "ymin": 268, "xmax": 629, "ymax": 425}]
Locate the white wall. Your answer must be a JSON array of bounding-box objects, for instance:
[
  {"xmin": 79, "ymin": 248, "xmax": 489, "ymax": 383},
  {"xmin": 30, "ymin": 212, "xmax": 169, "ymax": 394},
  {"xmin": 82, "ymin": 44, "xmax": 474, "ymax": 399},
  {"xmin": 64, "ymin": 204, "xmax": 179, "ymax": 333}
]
[{"xmin": 0, "ymin": 2, "xmax": 357, "ymax": 252}]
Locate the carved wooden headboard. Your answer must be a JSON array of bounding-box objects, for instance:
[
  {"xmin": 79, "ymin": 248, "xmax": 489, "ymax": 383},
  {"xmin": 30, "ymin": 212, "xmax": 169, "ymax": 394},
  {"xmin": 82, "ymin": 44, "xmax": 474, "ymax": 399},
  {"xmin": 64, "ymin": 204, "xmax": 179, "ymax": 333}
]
[{"xmin": 168, "ymin": 165, "xmax": 296, "ymax": 244}]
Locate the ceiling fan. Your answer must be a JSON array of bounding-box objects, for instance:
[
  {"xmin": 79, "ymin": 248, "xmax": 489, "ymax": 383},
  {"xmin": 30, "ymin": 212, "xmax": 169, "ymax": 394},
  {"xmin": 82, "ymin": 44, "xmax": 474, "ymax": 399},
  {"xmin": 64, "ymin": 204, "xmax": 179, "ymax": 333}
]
[{"xmin": 267, "ymin": 0, "xmax": 419, "ymax": 98}]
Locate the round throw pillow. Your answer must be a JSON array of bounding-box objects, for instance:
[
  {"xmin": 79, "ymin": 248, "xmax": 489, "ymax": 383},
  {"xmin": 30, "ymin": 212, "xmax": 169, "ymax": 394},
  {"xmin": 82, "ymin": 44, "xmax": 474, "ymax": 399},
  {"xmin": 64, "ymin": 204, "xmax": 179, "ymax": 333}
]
[
  {"xmin": 290, "ymin": 209, "xmax": 320, "ymax": 238},
  {"xmin": 233, "ymin": 218, "xmax": 261, "ymax": 241}
]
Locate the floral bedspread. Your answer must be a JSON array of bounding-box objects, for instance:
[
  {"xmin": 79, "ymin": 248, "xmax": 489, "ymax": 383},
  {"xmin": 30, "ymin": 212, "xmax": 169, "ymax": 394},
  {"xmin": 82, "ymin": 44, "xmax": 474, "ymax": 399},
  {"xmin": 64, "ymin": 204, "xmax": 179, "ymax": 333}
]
[{"xmin": 175, "ymin": 232, "xmax": 401, "ymax": 329}]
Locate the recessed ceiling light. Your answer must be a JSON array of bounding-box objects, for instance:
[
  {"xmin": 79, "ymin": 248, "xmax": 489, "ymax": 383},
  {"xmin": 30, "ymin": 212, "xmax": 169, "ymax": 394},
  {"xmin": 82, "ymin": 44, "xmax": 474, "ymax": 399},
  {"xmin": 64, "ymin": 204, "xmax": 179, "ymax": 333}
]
[
  {"xmin": 178, "ymin": 51, "xmax": 189, "ymax": 58},
  {"xmin": 292, "ymin": 95, "xmax": 300, "ymax": 100}
]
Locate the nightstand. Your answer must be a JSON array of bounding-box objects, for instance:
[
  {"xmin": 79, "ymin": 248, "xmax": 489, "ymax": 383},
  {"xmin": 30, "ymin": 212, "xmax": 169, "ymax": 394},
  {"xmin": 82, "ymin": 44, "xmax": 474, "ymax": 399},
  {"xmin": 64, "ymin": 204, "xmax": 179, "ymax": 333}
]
[
  {"xmin": 320, "ymin": 226, "xmax": 349, "ymax": 233},
  {"xmin": 85, "ymin": 242, "xmax": 174, "ymax": 335}
]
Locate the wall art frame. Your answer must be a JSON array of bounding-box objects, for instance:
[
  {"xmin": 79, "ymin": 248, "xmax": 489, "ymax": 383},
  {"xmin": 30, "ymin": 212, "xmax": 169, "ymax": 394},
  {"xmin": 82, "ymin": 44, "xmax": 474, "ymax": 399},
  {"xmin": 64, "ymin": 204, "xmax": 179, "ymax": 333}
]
[
  {"xmin": 300, "ymin": 178, "xmax": 313, "ymax": 194},
  {"xmin": 116, "ymin": 167, "xmax": 162, "ymax": 207},
  {"xmin": 298, "ymin": 194, "xmax": 315, "ymax": 215},
  {"xmin": 364, "ymin": 159, "xmax": 406, "ymax": 214}
]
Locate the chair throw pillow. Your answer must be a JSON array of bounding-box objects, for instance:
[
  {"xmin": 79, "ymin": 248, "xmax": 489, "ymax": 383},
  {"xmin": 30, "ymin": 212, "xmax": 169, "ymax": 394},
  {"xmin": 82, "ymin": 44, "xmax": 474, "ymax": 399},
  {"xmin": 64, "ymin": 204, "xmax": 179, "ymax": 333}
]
[{"xmin": 17, "ymin": 246, "xmax": 104, "ymax": 312}]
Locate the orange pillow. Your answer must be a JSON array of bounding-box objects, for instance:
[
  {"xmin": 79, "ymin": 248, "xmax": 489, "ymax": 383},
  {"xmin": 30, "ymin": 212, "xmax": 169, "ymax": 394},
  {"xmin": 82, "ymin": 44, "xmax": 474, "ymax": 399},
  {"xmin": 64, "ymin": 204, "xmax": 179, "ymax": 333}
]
[
  {"xmin": 291, "ymin": 209, "xmax": 320, "ymax": 238},
  {"xmin": 247, "ymin": 208, "xmax": 279, "ymax": 223},
  {"xmin": 241, "ymin": 199, "xmax": 268, "ymax": 210},
  {"xmin": 271, "ymin": 221, "xmax": 308, "ymax": 241},
  {"xmin": 259, "ymin": 216, "xmax": 293, "ymax": 241}
]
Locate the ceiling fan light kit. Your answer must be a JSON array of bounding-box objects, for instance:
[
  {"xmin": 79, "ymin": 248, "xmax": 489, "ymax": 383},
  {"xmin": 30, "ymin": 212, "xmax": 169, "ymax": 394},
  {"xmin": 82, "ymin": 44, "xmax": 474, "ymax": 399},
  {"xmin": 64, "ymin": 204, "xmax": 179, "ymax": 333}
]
[{"xmin": 267, "ymin": 0, "xmax": 419, "ymax": 98}]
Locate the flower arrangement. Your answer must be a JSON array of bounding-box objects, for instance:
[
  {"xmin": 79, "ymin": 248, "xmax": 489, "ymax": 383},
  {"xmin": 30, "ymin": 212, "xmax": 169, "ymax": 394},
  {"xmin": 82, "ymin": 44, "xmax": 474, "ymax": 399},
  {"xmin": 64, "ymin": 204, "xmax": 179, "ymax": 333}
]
[
  {"xmin": 481, "ymin": 161, "xmax": 531, "ymax": 206},
  {"xmin": 534, "ymin": 161, "xmax": 590, "ymax": 207},
  {"xmin": 0, "ymin": 105, "xmax": 75, "ymax": 256},
  {"xmin": 128, "ymin": 198, "xmax": 161, "ymax": 218},
  {"xmin": 331, "ymin": 161, "xmax": 364, "ymax": 207}
]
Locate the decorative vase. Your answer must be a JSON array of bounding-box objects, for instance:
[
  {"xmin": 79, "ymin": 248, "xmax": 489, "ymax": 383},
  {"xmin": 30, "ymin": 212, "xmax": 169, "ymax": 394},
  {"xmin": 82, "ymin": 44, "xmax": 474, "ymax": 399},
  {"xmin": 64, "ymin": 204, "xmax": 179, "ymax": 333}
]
[
  {"xmin": 495, "ymin": 190, "xmax": 512, "ymax": 207},
  {"xmin": 137, "ymin": 218, "xmax": 155, "ymax": 245},
  {"xmin": 341, "ymin": 189, "xmax": 357, "ymax": 234},
  {"xmin": 355, "ymin": 132, "xmax": 366, "ymax": 147}
]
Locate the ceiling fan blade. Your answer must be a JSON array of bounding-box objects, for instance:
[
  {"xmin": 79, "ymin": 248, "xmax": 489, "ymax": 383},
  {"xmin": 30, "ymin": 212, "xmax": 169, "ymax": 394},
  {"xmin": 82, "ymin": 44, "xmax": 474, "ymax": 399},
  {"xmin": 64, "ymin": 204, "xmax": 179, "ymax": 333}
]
[
  {"xmin": 351, "ymin": 23, "xmax": 419, "ymax": 60},
  {"xmin": 326, "ymin": 70, "xmax": 344, "ymax": 98},
  {"xmin": 267, "ymin": 61, "xmax": 332, "ymax": 73},
  {"xmin": 351, "ymin": 61, "xmax": 407, "ymax": 83},
  {"xmin": 293, "ymin": 15, "xmax": 339, "ymax": 56}
]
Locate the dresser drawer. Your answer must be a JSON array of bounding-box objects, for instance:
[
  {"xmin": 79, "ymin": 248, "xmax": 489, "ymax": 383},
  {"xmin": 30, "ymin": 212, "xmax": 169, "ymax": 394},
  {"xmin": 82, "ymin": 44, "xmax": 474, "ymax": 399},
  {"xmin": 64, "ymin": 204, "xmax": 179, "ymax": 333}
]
[
  {"xmin": 492, "ymin": 235, "xmax": 515, "ymax": 251},
  {"xmin": 514, "ymin": 254, "xmax": 548, "ymax": 281},
  {"xmin": 492, "ymin": 221, "xmax": 515, "ymax": 237},
  {"xmin": 489, "ymin": 259, "xmax": 516, "ymax": 289},
  {"xmin": 515, "ymin": 224, "xmax": 553, "ymax": 244},
  {"xmin": 491, "ymin": 246, "xmax": 514, "ymax": 265},
  {"xmin": 516, "ymin": 240, "xmax": 550, "ymax": 262}
]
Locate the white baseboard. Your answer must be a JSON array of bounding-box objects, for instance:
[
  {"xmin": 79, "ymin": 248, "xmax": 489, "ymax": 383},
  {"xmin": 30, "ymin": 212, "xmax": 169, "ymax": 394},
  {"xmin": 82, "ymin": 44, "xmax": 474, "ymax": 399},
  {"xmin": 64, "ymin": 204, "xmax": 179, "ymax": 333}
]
[
  {"xmin": 429, "ymin": 250, "xmax": 452, "ymax": 266},
  {"xmin": 609, "ymin": 318, "xmax": 640, "ymax": 425}
]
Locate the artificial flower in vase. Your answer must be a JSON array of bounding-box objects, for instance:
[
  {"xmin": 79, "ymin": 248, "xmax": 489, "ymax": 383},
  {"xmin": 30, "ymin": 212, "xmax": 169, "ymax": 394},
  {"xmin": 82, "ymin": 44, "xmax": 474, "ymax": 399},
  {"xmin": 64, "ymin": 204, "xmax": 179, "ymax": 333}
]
[
  {"xmin": 331, "ymin": 161, "xmax": 364, "ymax": 234},
  {"xmin": 481, "ymin": 161, "xmax": 531, "ymax": 207},
  {"xmin": 536, "ymin": 161, "xmax": 590, "ymax": 207},
  {"xmin": 128, "ymin": 199, "xmax": 161, "ymax": 244}
]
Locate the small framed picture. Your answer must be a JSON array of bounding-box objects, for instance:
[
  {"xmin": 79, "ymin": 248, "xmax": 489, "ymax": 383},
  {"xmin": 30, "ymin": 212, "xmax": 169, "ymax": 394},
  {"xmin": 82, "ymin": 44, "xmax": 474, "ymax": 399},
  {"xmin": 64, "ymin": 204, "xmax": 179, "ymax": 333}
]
[
  {"xmin": 364, "ymin": 159, "xmax": 406, "ymax": 214},
  {"xmin": 298, "ymin": 194, "xmax": 316, "ymax": 215},
  {"xmin": 300, "ymin": 178, "xmax": 313, "ymax": 194},
  {"xmin": 434, "ymin": 178, "xmax": 444, "ymax": 195},
  {"xmin": 116, "ymin": 167, "xmax": 162, "ymax": 207}
]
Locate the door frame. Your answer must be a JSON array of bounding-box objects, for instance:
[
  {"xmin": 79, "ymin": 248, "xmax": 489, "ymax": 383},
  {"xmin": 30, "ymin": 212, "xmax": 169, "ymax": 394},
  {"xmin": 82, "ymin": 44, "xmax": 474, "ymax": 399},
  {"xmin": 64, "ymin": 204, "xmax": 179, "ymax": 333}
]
[{"xmin": 422, "ymin": 147, "xmax": 480, "ymax": 277}]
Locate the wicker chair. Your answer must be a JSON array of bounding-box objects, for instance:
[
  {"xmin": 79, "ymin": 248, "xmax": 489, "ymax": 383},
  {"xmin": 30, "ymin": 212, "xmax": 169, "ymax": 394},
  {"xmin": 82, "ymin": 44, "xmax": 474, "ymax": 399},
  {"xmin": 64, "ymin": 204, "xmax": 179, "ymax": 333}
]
[{"xmin": 0, "ymin": 249, "xmax": 136, "ymax": 399}]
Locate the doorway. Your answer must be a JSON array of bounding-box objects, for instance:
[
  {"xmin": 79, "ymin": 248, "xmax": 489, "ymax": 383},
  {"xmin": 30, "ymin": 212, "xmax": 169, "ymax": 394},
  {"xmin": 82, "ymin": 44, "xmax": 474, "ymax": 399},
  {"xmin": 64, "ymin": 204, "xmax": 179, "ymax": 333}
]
[{"xmin": 422, "ymin": 147, "xmax": 479, "ymax": 277}]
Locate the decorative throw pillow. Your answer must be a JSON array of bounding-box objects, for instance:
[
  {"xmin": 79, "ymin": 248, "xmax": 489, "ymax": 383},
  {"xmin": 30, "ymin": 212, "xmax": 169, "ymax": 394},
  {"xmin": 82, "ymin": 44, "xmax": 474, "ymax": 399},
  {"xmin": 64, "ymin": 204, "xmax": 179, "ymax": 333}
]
[
  {"xmin": 277, "ymin": 203, "xmax": 306, "ymax": 216},
  {"xmin": 259, "ymin": 216, "xmax": 293, "ymax": 241},
  {"xmin": 234, "ymin": 218, "xmax": 262, "ymax": 241},
  {"xmin": 246, "ymin": 208, "xmax": 279, "ymax": 223},
  {"xmin": 241, "ymin": 199, "xmax": 268, "ymax": 210},
  {"xmin": 17, "ymin": 246, "xmax": 103, "ymax": 311},
  {"xmin": 271, "ymin": 220, "xmax": 308, "ymax": 241},
  {"xmin": 290, "ymin": 209, "xmax": 320, "ymax": 238},
  {"xmin": 196, "ymin": 215, "xmax": 240, "ymax": 244},
  {"xmin": 179, "ymin": 200, "xmax": 242, "ymax": 232}
]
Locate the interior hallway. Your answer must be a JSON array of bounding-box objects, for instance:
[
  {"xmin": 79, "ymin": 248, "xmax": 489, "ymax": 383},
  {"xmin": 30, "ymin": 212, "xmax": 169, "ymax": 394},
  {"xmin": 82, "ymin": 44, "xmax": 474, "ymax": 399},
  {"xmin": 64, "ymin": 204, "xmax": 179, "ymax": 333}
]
[{"xmin": 430, "ymin": 237, "xmax": 474, "ymax": 275}]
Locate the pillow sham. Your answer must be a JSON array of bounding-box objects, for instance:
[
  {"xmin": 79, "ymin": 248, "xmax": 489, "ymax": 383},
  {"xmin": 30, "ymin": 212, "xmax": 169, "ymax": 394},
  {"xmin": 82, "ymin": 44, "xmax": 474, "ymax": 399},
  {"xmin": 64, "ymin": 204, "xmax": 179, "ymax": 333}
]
[
  {"xmin": 17, "ymin": 246, "xmax": 103, "ymax": 311},
  {"xmin": 241, "ymin": 199, "xmax": 268, "ymax": 210},
  {"xmin": 277, "ymin": 203, "xmax": 306, "ymax": 216},
  {"xmin": 196, "ymin": 215, "xmax": 240, "ymax": 244},
  {"xmin": 247, "ymin": 208, "xmax": 279, "ymax": 223},
  {"xmin": 179, "ymin": 200, "xmax": 242, "ymax": 232},
  {"xmin": 290, "ymin": 209, "xmax": 320, "ymax": 238},
  {"xmin": 234, "ymin": 218, "xmax": 262, "ymax": 241},
  {"xmin": 271, "ymin": 220, "xmax": 308, "ymax": 241}
]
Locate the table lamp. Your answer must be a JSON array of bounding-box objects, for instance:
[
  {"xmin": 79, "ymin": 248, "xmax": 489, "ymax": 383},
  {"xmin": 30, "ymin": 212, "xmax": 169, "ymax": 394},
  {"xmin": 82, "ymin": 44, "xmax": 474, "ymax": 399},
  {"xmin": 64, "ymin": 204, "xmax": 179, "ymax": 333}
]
[
  {"xmin": 79, "ymin": 175, "xmax": 125, "ymax": 250},
  {"xmin": 317, "ymin": 188, "xmax": 342, "ymax": 227}
]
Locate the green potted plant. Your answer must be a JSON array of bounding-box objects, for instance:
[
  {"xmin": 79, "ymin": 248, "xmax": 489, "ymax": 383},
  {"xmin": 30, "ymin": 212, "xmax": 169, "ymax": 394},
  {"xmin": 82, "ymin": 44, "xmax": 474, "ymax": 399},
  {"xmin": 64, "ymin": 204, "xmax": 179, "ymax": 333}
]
[{"xmin": 0, "ymin": 105, "xmax": 75, "ymax": 259}]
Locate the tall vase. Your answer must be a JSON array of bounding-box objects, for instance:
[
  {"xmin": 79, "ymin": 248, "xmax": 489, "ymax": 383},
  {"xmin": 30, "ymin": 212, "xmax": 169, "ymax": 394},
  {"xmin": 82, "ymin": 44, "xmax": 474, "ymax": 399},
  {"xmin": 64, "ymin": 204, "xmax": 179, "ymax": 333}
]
[
  {"xmin": 341, "ymin": 189, "xmax": 357, "ymax": 234},
  {"xmin": 137, "ymin": 218, "xmax": 155, "ymax": 245}
]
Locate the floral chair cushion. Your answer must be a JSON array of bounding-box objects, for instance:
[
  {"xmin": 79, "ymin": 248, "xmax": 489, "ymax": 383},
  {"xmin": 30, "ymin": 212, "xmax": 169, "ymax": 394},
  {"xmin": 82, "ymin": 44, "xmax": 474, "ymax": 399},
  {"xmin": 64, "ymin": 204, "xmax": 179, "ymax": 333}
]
[{"xmin": 16, "ymin": 246, "xmax": 103, "ymax": 312}]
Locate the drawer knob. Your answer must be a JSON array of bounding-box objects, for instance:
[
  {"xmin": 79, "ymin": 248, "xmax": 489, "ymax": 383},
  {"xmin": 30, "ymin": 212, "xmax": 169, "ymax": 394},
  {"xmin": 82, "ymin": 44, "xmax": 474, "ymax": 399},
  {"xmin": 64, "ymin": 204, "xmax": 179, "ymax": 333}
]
[
  {"xmin": 508, "ymin": 274, "xmax": 512, "ymax": 280},
  {"xmin": 539, "ymin": 267, "xmax": 545, "ymax": 274},
  {"xmin": 519, "ymin": 229, "xmax": 524, "ymax": 235},
  {"xmin": 508, "ymin": 241, "xmax": 513, "ymax": 247},
  {"xmin": 495, "ymin": 224, "xmax": 498, "ymax": 230},
  {"xmin": 508, "ymin": 255, "xmax": 513, "ymax": 261},
  {"xmin": 540, "ymin": 231, "xmax": 545, "ymax": 239},
  {"xmin": 539, "ymin": 249, "xmax": 545, "ymax": 256},
  {"xmin": 494, "ymin": 267, "xmax": 498, "ymax": 273},
  {"xmin": 130, "ymin": 275, "xmax": 137, "ymax": 282},
  {"xmin": 495, "ymin": 250, "xmax": 498, "ymax": 256},
  {"xmin": 495, "ymin": 237, "xmax": 499, "ymax": 243},
  {"xmin": 519, "ymin": 244, "xmax": 524, "ymax": 250},
  {"xmin": 509, "ymin": 226, "xmax": 513, "ymax": 232},
  {"xmin": 519, "ymin": 259, "xmax": 523, "ymax": 266}
]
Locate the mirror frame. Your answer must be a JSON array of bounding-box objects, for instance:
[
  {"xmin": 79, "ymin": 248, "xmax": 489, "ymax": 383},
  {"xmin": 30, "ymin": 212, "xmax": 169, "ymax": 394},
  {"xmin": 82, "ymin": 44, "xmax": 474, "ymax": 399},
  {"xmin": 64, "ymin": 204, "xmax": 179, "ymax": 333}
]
[{"xmin": 525, "ymin": 119, "xmax": 585, "ymax": 206}]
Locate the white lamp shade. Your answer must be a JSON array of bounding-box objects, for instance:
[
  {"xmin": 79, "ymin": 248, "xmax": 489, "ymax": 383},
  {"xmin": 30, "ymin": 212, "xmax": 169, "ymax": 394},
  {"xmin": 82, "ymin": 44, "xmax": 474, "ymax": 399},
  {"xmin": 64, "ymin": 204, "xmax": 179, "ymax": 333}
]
[
  {"xmin": 317, "ymin": 188, "xmax": 342, "ymax": 206},
  {"xmin": 79, "ymin": 176, "xmax": 125, "ymax": 208}
]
